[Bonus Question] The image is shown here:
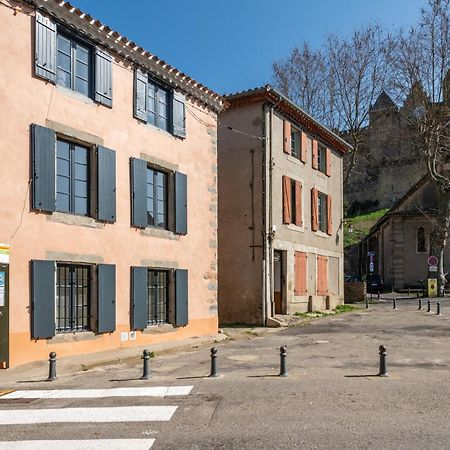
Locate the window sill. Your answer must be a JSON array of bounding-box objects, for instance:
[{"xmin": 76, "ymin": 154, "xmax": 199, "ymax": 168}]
[
  {"xmin": 142, "ymin": 323, "xmax": 175, "ymax": 334},
  {"xmin": 47, "ymin": 331, "xmax": 99, "ymax": 344},
  {"xmin": 315, "ymin": 230, "xmax": 330, "ymax": 238},
  {"xmin": 144, "ymin": 122, "xmax": 175, "ymax": 139},
  {"xmin": 286, "ymin": 223, "xmax": 304, "ymax": 233},
  {"xmin": 286, "ymin": 154, "xmax": 305, "ymax": 166},
  {"xmin": 314, "ymin": 169, "xmax": 328, "ymax": 180},
  {"xmin": 48, "ymin": 212, "xmax": 104, "ymax": 229},
  {"xmin": 56, "ymin": 84, "xmax": 95, "ymax": 106},
  {"xmin": 140, "ymin": 227, "xmax": 180, "ymax": 241}
]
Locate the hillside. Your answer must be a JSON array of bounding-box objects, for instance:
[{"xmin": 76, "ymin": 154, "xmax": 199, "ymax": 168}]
[{"xmin": 344, "ymin": 209, "xmax": 389, "ymax": 247}]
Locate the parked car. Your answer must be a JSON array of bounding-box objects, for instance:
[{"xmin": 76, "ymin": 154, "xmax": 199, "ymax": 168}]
[{"xmin": 366, "ymin": 274, "xmax": 383, "ymax": 293}]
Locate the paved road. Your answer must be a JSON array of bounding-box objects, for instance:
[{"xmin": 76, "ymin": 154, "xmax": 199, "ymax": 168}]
[{"xmin": 1, "ymin": 298, "xmax": 450, "ymax": 449}]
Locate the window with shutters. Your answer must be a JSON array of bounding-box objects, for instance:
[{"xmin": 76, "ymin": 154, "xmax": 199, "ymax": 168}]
[
  {"xmin": 146, "ymin": 166, "xmax": 168, "ymax": 229},
  {"xmin": 318, "ymin": 192, "xmax": 328, "ymax": 233},
  {"xmin": 147, "ymin": 270, "xmax": 169, "ymax": 325},
  {"xmin": 56, "ymin": 264, "xmax": 91, "ymax": 333},
  {"xmin": 317, "ymin": 144, "xmax": 327, "ymax": 174},
  {"xmin": 147, "ymin": 80, "xmax": 170, "ymax": 131},
  {"xmin": 290, "ymin": 127, "xmax": 301, "ymax": 160},
  {"xmin": 290, "ymin": 179, "xmax": 297, "ymax": 225},
  {"xmin": 56, "ymin": 33, "xmax": 92, "ymax": 97},
  {"xmin": 56, "ymin": 139, "xmax": 90, "ymax": 216}
]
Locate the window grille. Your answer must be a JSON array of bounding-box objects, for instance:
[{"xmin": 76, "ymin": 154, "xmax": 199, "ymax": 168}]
[{"xmin": 147, "ymin": 270, "xmax": 169, "ymax": 325}]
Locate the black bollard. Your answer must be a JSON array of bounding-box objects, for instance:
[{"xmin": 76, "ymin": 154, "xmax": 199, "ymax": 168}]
[
  {"xmin": 416, "ymin": 291, "xmax": 420, "ymax": 299},
  {"xmin": 427, "ymin": 300, "xmax": 431, "ymax": 312},
  {"xmin": 279, "ymin": 346, "xmax": 288, "ymax": 377},
  {"xmin": 47, "ymin": 352, "xmax": 57, "ymax": 381},
  {"xmin": 140, "ymin": 349, "xmax": 151, "ymax": 380},
  {"xmin": 378, "ymin": 345, "xmax": 388, "ymax": 377},
  {"xmin": 365, "ymin": 297, "xmax": 369, "ymax": 309},
  {"xmin": 436, "ymin": 302, "xmax": 441, "ymax": 316},
  {"xmin": 393, "ymin": 298, "xmax": 396, "ymax": 310},
  {"xmin": 209, "ymin": 347, "xmax": 218, "ymax": 378},
  {"xmin": 418, "ymin": 298, "xmax": 422, "ymax": 310}
]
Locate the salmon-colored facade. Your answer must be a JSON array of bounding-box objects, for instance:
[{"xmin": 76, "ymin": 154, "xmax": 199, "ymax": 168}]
[{"xmin": 0, "ymin": 0, "xmax": 222, "ymax": 367}]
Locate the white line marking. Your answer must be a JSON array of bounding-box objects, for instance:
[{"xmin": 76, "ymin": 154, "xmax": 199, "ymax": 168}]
[
  {"xmin": 0, "ymin": 439, "xmax": 155, "ymax": 449},
  {"xmin": 2, "ymin": 386, "xmax": 193, "ymax": 399},
  {"xmin": 0, "ymin": 406, "xmax": 177, "ymax": 424}
]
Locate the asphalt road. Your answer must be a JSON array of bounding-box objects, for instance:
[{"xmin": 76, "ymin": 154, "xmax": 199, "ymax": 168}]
[{"xmin": 1, "ymin": 298, "xmax": 450, "ymax": 449}]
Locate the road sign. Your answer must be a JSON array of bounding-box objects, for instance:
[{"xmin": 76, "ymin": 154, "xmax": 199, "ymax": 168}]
[
  {"xmin": 369, "ymin": 262, "xmax": 374, "ymax": 273},
  {"xmin": 367, "ymin": 251, "xmax": 375, "ymax": 257},
  {"xmin": 429, "ymin": 265, "xmax": 438, "ymax": 272},
  {"xmin": 428, "ymin": 278, "xmax": 438, "ymax": 297},
  {"xmin": 428, "ymin": 255, "xmax": 438, "ymax": 266}
]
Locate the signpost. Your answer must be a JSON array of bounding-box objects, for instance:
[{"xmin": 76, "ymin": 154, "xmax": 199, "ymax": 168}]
[
  {"xmin": 367, "ymin": 251, "xmax": 375, "ymax": 302},
  {"xmin": 427, "ymin": 256, "xmax": 439, "ymax": 297}
]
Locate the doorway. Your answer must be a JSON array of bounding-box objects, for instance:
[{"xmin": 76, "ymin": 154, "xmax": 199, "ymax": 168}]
[
  {"xmin": 274, "ymin": 250, "xmax": 284, "ymax": 314},
  {"xmin": 0, "ymin": 264, "xmax": 8, "ymax": 368}
]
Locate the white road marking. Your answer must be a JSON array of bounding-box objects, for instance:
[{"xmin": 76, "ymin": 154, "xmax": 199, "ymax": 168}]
[
  {"xmin": 0, "ymin": 439, "xmax": 155, "ymax": 449},
  {"xmin": 2, "ymin": 385, "xmax": 193, "ymax": 399},
  {"xmin": 0, "ymin": 406, "xmax": 177, "ymax": 424}
]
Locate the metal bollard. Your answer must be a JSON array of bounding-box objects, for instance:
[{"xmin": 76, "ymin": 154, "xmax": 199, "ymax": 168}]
[
  {"xmin": 436, "ymin": 302, "xmax": 441, "ymax": 316},
  {"xmin": 416, "ymin": 291, "xmax": 420, "ymax": 299},
  {"xmin": 140, "ymin": 349, "xmax": 151, "ymax": 380},
  {"xmin": 47, "ymin": 352, "xmax": 57, "ymax": 381},
  {"xmin": 418, "ymin": 298, "xmax": 422, "ymax": 310},
  {"xmin": 209, "ymin": 347, "xmax": 218, "ymax": 378},
  {"xmin": 365, "ymin": 297, "xmax": 369, "ymax": 309},
  {"xmin": 279, "ymin": 346, "xmax": 288, "ymax": 377},
  {"xmin": 378, "ymin": 345, "xmax": 388, "ymax": 377},
  {"xmin": 427, "ymin": 300, "xmax": 431, "ymax": 312},
  {"xmin": 393, "ymin": 298, "xmax": 396, "ymax": 310}
]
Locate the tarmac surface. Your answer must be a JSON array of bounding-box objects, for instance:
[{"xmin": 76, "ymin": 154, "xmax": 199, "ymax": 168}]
[{"xmin": 1, "ymin": 296, "xmax": 450, "ymax": 449}]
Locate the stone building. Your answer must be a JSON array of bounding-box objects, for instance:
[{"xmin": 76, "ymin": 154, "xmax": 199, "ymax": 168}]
[
  {"xmin": 218, "ymin": 86, "xmax": 352, "ymax": 325},
  {"xmin": 0, "ymin": 0, "xmax": 223, "ymax": 368}
]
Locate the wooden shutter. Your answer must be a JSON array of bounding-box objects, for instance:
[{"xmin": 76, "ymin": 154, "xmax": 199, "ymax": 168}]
[
  {"xmin": 134, "ymin": 68, "xmax": 148, "ymax": 122},
  {"xmin": 97, "ymin": 146, "xmax": 116, "ymax": 223},
  {"xmin": 35, "ymin": 12, "xmax": 57, "ymax": 82},
  {"xmin": 282, "ymin": 176, "xmax": 291, "ymax": 224},
  {"xmin": 300, "ymin": 132, "xmax": 308, "ymax": 163},
  {"xmin": 327, "ymin": 195, "xmax": 332, "ymax": 235},
  {"xmin": 175, "ymin": 269, "xmax": 188, "ymax": 326},
  {"xmin": 175, "ymin": 172, "xmax": 187, "ymax": 235},
  {"xmin": 317, "ymin": 255, "xmax": 328, "ymax": 295},
  {"xmin": 131, "ymin": 157, "xmax": 147, "ymax": 228},
  {"xmin": 32, "ymin": 124, "xmax": 56, "ymax": 212},
  {"xmin": 283, "ymin": 120, "xmax": 291, "ymax": 154},
  {"xmin": 97, "ymin": 264, "xmax": 116, "ymax": 333},
  {"xmin": 312, "ymin": 140, "xmax": 319, "ymax": 169},
  {"xmin": 294, "ymin": 252, "xmax": 307, "ymax": 295},
  {"xmin": 31, "ymin": 260, "xmax": 56, "ymax": 339},
  {"xmin": 131, "ymin": 266, "xmax": 148, "ymax": 330},
  {"xmin": 172, "ymin": 91, "xmax": 186, "ymax": 138},
  {"xmin": 295, "ymin": 181, "xmax": 303, "ymax": 227},
  {"xmin": 311, "ymin": 188, "xmax": 319, "ymax": 231},
  {"xmin": 94, "ymin": 47, "xmax": 113, "ymax": 107},
  {"xmin": 326, "ymin": 148, "xmax": 332, "ymax": 176}
]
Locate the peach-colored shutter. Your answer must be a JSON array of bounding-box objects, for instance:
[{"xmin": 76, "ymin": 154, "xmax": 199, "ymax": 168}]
[
  {"xmin": 317, "ymin": 255, "xmax": 328, "ymax": 295},
  {"xmin": 294, "ymin": 251, "xmax": 307, "ymax": 295},
  {"xmin": 300, "ymin": 132, "xmax": 308, "ymax": 163},
  {"xmin": 326, "ymin": 195, "xmax": 332, "ymax": 235},
  {"xmin": 311, "ymin": 188, "xmax": 318, "ymax": 231},
  {"xmin": 312, "ymin": 140, "xmax": 318, "ymax": 169},
  {"xmin": 326, "ymin": 148, "xmax": 332, "ymax": 176},
  {"xmin": 283, "ymin": 121, "xmax": 291, "ymax": 154},
  {"xmin": 295, "ymin": 181, "xmax": 302, "ymax": 227},
  {"xmin": 282, "ymin": 176, "xmax": 291, "ymax": 224}
]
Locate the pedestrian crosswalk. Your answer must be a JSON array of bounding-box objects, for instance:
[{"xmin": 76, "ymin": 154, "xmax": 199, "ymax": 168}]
[{"xmin": 0, "ymin": 385, "xmax": 194, "ymax": 449}]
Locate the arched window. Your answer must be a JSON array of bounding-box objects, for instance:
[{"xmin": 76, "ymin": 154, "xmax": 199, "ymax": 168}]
[{"xmin": 417, "ymin": 227, "xmax": 426, "ymax": 253}]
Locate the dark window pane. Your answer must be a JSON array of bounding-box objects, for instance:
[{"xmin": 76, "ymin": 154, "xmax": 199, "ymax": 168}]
[
  {"xmin": 57, "ymin": 158, "xmax": 70, "ymax": 177},
  {"xmin": 57, "ymin": 175, "xmax": 70, "ymax": 194},
  {"xmin": 56, "ymin": 193, "xmax": 70, "ymax": 212},
  {"xmin": 76, "ymin": 44, "xmax": 89, "ymax": 64},
  {"xmin": 74, "ymin": 196, "xmax": 88, "ymax": 215},
  {"xmin": 75, "ymin": 180, "xmax": 88, "ymax": 197},
  {"xmin": 74, "ymin": 162, "xmax": 88, "ymax": 181},
  {"xmin": 75, "ymin": 78, "xmax": 89, "ymax": 96},
  {"xmin": 57, "ymin": 35, "xmax": 71, "ymax": 55},
  {"xmin": 74, "ymin": 146, "xmax": 88, "ymax": 164},
  {"xmin": 57, "ymin": 140, "xmax": 70, "ymax": 159}
]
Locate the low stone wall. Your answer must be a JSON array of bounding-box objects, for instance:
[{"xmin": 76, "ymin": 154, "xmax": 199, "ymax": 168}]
[{"xmin": 344, "ymin": 282, "xmax": 366, "ymax": 303}]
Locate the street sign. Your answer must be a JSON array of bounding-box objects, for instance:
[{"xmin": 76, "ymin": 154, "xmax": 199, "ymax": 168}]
[
  {"xmin": 367, "ymin": 251, "xmax": 375, "ymax": 257},
  {"xmin": 429, "ymin": 265, "xmax": 438, "ymax": 272},
  {"xmin": 369, "ymin": 262, "xmax": 374, "ymax": 273},
  {"xmin": 428, "ymin": 279, "xmax": 438, "ymax": 297},
  {"xmin": 428, "ymin": 255, "xmax": 438, "ymax": 267}
]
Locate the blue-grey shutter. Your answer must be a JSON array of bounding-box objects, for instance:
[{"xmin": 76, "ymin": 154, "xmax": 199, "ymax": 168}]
[
  {"xmin": 94, "ymin": 47, "xmax": 113, "ymax": 108},
  {"xmin": 97, "ymin": 264, "xmax": 116, "ymax": 333},
  {"xmin": 97, "ymin": 146, "xmax": 116, "ymax": 222},
  {"xmin": 32, "ymin": 124, "xmax": 56, "ymax": 212},
  {"xmin": 175, "ymin": 172, "xmax": 187, "ymax": 235},
  {"xmin": 175, "ymin": 269, "xmax": 188, "ymax": 326},
  {"xmin": 35, "ymin": 12, "xmax": 57, "ymax": 82},
  {"xmin": 172, "ymin": 91, "xmax": 186, "ymax": 138},
  {"xmin": 131, "ymin": 158, "xmax": 147, "ymax": 228},
  {"xmin": 31, "ymin": 260, "xmax": 56, "ymax": 339},
  {"xmin": 131, "ymin": 266, "xmax": 148, "ymax": 330},
  {"xmin": 134, "ymin": 68, "xmax": 148, "ymax": 122}
]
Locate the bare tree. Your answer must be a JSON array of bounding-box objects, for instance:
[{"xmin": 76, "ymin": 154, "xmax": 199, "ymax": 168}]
[
  {"xmin": 272, "ymin": 25, "xmax": 391, "ymax": 185},
  {"xmin": 388, "ymin": 0, "xmax": 450, "ymax": 295}
]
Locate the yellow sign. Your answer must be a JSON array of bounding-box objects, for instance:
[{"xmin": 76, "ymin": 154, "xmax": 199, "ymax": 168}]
[{"xmin": 428, "ymin": 278, "xmax": 438, "ymax": 298}]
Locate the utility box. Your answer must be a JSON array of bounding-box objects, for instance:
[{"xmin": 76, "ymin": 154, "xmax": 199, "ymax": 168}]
[{"xmin": 428, "ymin": 278, "xmax": 438, "ymax": 298}]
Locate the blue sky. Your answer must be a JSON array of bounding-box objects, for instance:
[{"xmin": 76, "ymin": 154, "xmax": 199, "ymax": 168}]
[{"xmin": 73, "ymin": 0, "xmax": 425, "ymax": 95}]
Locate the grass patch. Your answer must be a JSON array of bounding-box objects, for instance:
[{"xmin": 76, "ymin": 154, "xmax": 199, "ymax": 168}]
[
  {"xmin": 335, "ymin": 304, "xmax": 356, "ymax": 313},
  {"xmin": 344, "ymin": 208, "xmax": 389, "ymax": 247},
  {"xmin": 294, "ymin": 304, "xmax": 358, "ymax": 319}
]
